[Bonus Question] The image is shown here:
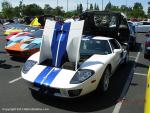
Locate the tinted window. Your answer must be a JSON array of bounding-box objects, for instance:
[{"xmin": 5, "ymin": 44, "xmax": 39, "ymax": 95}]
[
  {"xmin": 143, "ymin": 22, "xmax": 150, "ymax": 25},
  {"xmin": 80, "ymin": 39, "xmax": 112, "ymax": 55}
]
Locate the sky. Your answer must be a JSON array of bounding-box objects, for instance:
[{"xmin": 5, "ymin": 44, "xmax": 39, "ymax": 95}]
[{"xmin": 0, "ymin": 0, "xmax": 149, "ymax": 13}]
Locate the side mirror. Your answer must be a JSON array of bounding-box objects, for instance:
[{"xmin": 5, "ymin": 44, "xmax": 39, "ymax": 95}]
[
  {"xmin": 119, "ymin": 25, "xmax": 128, "ymax": 29},
  {"xmin": 114, "ymin": 49, "xmax": 120, "ymax": 53}
]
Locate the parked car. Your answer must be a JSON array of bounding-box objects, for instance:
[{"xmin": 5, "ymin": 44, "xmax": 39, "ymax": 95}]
[
  {"xmin": 3, "ymin": 24, "xmax": 29, "ymax": 35},
  {"xmin": 21, "ymin": 20, "xmax": 128, "ymax": 98},
  {"xmin": 128, "ymin": 22, "xmax": 137, "ymax": 50},
  {"xmin": 144, "ymin": 37, "xmax": 150, "ymax": 59},
  {"xmin": 5, "ymin": 29, "xmax": 43, "ymax": 58},
  {"xmin": 7, "ymin": 29, "xmax": 43, "ymax": 41},
  {"xmin": 6, "ymin": 26, "xmax": 39, "ymax": 41},
  {"xmin": 5, "ymin": 38, "xmax": 42, "ymax": 58},
  {"xmin": 135, "ymin": 21, "xmax": 150, "ymax": 33},
  {"xmin": 144, "ymin": 67, "xmax": 150, "ymax": 113}
]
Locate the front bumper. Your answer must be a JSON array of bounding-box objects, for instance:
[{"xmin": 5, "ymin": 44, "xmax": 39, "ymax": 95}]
[
  {"xmin": 26, "ymin": 81, "xmax": 82, "ymax": 98},
  {"xmin": 6, "ymin": 49, "xmax": 39, "ymax": 58}
]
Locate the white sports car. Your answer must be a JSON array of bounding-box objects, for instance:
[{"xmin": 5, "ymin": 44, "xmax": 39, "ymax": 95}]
[{"xmin": 21, "ymin": 20, "xmax": 128, "ymax": 98}]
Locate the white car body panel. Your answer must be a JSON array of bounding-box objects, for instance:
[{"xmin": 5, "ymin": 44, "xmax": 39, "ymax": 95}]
[{"xmin": 134, "ymin": 21, "xmax": 150, "ymax": 33}]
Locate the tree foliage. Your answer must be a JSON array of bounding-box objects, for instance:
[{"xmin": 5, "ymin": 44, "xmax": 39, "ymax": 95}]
[
  {"xmin": 77, "ymin": 4, "xmax": 83, "ymax": 14},
  {"xmin": 148, "ymin": 2, "xmax": 150, "ymax": 18},
  {"xmin": 104, "ymin": 2, "xmax": 145, "ymax": 19},
  {"xmin": 131, "ymin": 2, "xmax": 145, "ymax": 18},
  {"xmin": 43, "ymin": 4, "xmax": 53, "ymax": 15},
  {"xmin": 1, "ymin": 0, "xmax": 13, "ymax": 18},
  {"xmin": 90, "ymin": 4, "xmax": 93, "ymax": 10},
  {"xmin": 22, "ymin": 4, "xmax": 43, "ymax": 16}
]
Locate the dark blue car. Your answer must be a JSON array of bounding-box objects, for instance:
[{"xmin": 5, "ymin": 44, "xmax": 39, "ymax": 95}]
[{"xmin": 144, "ymin": 37, "xmax": 150, "ymax": 59}]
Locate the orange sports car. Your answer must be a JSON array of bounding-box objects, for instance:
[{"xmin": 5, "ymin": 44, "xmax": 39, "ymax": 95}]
[{"xmin": 5, "ymin": 38, "xmax": 42, "ymax": 58}]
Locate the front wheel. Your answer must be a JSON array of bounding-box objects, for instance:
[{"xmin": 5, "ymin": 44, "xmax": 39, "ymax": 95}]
[{"xmin": 98, "ymin": 67, "xmax": 111, "ymax": 92}]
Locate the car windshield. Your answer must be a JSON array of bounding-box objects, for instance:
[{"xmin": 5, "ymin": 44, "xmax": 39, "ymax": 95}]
[
  {"xmin": 28, "ymin": 29, "xmax": 43, "ymax": 38},
  {"xmin": 80, "ymin": 39, "xmax": 112, "ymax": 55},
  {"xmin": 23, "ymin": 27, "xmax": 39, "ymax": 32}
]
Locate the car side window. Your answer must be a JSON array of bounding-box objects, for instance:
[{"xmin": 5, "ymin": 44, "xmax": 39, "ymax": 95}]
[
  {"xmin": 143, "ymin": 22, "xmax": 150, "ymax": 25},
  {"xmin": 120, "ymin": 18, "xmax": 128, "ymax": 28},
  {"xmin": 109, "ymin": 39, "xmax": 121, "ymax": 50}
]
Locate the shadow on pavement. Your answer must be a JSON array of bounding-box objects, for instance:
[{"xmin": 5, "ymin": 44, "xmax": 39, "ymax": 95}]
[
  {"xmin": 130, "ymin": 43, "xmax": 142, "ymax": 52},
  {"xmin": 10, "ymin": 57, "xmax": 27, "ymax": 63},
  {"xmin": 135, "ymin": 62, "xmax": 149, "ymax": 69},
  {"xmin": 0, "ymin": 63, "xmax": 20, "ymax": 69},
  {"xmin": 0, "ymin": 51, "xmax": 7, "ymax": 54},
  {"xmin": 30, "ymin": 60, "xmax": 136, "ymax": 112}
]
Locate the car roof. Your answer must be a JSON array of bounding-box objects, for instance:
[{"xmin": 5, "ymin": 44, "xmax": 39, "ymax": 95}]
[
  {"xmin": 82, "ymin": 35, "xmax": 113, "ymax": 41},
  {"xmin": 93, "ymin": 36, "xmax": 113, "ymax": 40}
]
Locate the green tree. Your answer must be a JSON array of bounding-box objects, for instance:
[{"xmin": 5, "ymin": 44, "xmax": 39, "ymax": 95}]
[
  {"xmin": 77, "ymin": 3, "xmax": 83, "ymax": 14},
  {"xmin": 94, "ymin": 3, "xmax": 99, "ymax": 10},
  {"xmin": 22, "ymin": 4, "xmax": 43, "ymax": 16},
  {"xmin": 65, "ymin": 10, "xmax": 78, "ymax": 18},
  {"xmin": 131, "ymin": 2, "xmax": 145, "ymax": 18},
  {"xmin": 79, "ymin": 4, "xmax": 83, "ymax": 14},
  {"xmin": 43, "ymin": 4, "xmax": 53, "ymax": 15},
  {"xmin": 148, "ymin": 2, "xmax": 150, "ymax": 18},
  {"xmin": 52, "ymin": 6, "xmax": 65, "ymax": 16},
  {"xmin": 96, "ymin": 4, "xmax": 99, "ymax": 10},
  {"xmin": 105, "ymin": 2, "xmax": 112, "ymax": 11},
  {"xmin": 90, "ymin": 4, "xmax": 93, "ymax": 10},
  {"xmin": 13, "ymin": 6, "xmax": 20, "ymax": 17},
  {"xmin": 1, "ymin": 0, "xmax": 13, "ymax": 18}
]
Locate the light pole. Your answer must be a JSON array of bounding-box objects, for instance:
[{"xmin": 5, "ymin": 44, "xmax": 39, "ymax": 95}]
[
  {"xmin": 102, "ymin": 0, "xmax": 103, "ymax": 11},
  {"xmin": 19, "ymin": 0, "xmax": 23, "ymax": 17},
  {"xmin": 87, "ymin": 0, "xmax": 89, "ymax": 10},
  {"xmin": 57, "ymin": 0, "xmax": 58, "ymax": 7},
  {"xmin": 125, "ymin": 0, "xmax": 128, "ymax": 16},
  {"xmin": 67, "ymin": 0, "xmax": 68, "ymax": 12}
]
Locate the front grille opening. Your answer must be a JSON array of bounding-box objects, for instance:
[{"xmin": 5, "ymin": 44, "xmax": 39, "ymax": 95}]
[
  {"xmin": 40, "ymin": 59, "xmax": 52, "ymax": 66},
  {"xmin": 39, "ymin": 59, "xmax": 79, "ymax": 70}
]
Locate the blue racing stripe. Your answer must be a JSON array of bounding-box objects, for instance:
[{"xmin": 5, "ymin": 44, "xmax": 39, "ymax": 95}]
[
  {"xmin": 51, "ymin": 22, "xmax": 71, "ymax": 67},
  {"xmin": 56, "ymin": 23, "xmax": 71, "ymax": 67},
  {"xmin": 42, "ymin": 68, "xmax": 61, "ymax": 86},
  {"xmin": 34, "ymin": 66, "xmax": 53, "ymax": 85},
  {"xmin": 51, "ymin": 22, "xmax": 62, "ymax": 67}
]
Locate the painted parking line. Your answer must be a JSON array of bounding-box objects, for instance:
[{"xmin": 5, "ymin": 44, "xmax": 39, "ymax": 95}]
[
  {"xmin": 112, "ymin": 51, "xmax": 141, "ymax": 113},
  {"xmin": 8, "ymin": 77, "xmax": 22, "ymax": 84},
  {"xmin": 134, "ymin": 72, "xmax": 147, "ymax": 77}
]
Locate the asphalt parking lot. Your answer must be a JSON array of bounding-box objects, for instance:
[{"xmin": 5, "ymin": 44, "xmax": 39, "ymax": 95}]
[{"xmin": 0, "ymin": 28, "xmax": 149, "ymax": 113}]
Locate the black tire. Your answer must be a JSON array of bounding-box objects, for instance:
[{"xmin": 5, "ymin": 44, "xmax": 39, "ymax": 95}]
[
  {"xmin": 144, "ymin": 53, "xmax": 150, "ymax": 59},
  {"xmin": 97, "ymin": 67, "xmax": 111, "ymax": 93},
  {"xmin": 122, "ymin": 52, "xmax": 129, "ymax": 65}
]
